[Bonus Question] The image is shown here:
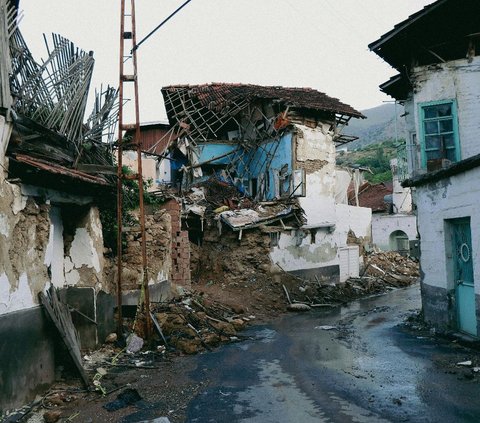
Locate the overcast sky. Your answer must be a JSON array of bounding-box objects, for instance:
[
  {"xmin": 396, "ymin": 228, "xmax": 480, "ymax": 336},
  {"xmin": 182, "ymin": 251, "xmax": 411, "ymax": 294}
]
[{"xmin": 19, "ymin": 0, "xmax": 434, "ymax": 122}]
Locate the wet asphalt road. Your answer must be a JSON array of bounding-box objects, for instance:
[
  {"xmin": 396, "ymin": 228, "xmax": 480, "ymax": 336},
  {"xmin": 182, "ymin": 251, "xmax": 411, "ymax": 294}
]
[{"xmin": 183, "ymin": 285, "xmax": 480, "ymax": 423}]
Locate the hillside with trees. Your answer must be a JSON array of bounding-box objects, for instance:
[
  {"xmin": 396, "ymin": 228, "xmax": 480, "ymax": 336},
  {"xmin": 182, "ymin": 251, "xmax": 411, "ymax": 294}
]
[
  {"xmin": 337, "ymin": 139, "xmax": 403, "ymax": 184},
  {"xmin": 345, "ymin": 103, "xmax": 406, "ymax": 150}
]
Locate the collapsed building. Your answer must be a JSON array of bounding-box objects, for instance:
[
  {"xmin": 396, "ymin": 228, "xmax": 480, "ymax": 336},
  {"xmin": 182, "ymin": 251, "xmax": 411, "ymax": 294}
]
[
  {"xmin": 138, "ymin": 83, "xmax": 372, "ymax": 285},
  {"xmin": 0, "ymin": 2, "xmax": 120, "ymax": 410}
]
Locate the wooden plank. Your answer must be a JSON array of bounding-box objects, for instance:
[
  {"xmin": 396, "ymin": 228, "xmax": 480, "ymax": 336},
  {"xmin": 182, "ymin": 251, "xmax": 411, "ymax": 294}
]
[
  {"xmin": 76, "ymin": 163, "xmax": 117, "ymax": 175},
  {"xmin": 149, "ymin": 311, "xmax": 168, "ymax": 347},
  {"xmin": 39, "ymin": 286, "xmax": 90, "ymax": 388}
]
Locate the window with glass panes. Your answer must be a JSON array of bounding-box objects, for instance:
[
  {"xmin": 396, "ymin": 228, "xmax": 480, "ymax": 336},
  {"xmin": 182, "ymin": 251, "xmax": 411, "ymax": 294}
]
[{"xmin": 419, "ymin": 100, "xmax": 460, "ymax": 167}]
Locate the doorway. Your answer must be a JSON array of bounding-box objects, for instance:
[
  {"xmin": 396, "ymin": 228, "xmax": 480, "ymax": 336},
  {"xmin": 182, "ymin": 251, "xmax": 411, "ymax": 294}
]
[{"xmin": 450, "ymin": 218, "xmax": 477, "ymax": 336}]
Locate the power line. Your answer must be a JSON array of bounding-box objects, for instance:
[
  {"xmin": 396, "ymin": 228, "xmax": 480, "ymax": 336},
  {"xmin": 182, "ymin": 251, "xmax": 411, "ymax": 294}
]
[{"xmin": 132, "ymin": 0, "xmax": 193, "ymax": 52}]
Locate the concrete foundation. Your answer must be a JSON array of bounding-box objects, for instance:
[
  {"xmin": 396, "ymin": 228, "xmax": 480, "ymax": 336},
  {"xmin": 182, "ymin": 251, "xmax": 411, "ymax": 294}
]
[{"xmin": 0, "ymin": 307, "xmax": 57, "ymax": 413}]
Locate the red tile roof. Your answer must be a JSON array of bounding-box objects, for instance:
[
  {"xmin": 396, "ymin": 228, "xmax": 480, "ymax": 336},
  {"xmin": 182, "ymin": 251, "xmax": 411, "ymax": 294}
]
[
  {"xmin": 13, "ymin": 154, "xmax": 110, "ymax": 186},
  {"xmin": 349, "ymin": 182, "xmax": 392, "ymax": 212},
  {"xmin": 162, "ymin": 83, "xmax": 365, "ymax": 118}
]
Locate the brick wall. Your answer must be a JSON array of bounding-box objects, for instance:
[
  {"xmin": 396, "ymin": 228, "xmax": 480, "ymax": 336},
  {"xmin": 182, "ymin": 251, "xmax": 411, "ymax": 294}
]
[{"xmin": 161, "ymin": 199, "xmax": 191, "ymax": 289}]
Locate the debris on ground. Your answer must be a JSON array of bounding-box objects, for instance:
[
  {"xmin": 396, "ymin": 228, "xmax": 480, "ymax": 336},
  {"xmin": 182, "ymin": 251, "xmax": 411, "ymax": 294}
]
[
  {"xmin": 272, "ymin": 251, "xmax": 420, "ymax": 310},
  {"xmin": 2, "ymin": 251, "xmax": 419, "ymax": 422},
  {"xmin": 149, "ymin": 292, "xmax": 250, "ymax": 355},
  {"xmin": 126, "ymin": 333, "xmax": 144, "ymax": 354},
  {"xmin": 315, "ymin": 325, "xmax": 337, "ymax": 331},
  {"xmin": 103, "ymin": 388, "xmax": 142, "ymax": 412}
]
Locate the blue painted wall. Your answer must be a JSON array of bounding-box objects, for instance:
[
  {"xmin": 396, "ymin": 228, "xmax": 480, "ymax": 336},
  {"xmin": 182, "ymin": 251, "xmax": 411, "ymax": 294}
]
[
  {"xmin": 193, "ymin": 132, "xmax": 293, "ymax": 200},
  {"xmin": 196, "ymin": 143, "xmax": 238, "ymax": 165}
]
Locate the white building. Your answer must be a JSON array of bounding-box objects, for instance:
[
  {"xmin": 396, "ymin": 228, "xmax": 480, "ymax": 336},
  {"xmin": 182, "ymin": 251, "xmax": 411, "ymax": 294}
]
[
  {"xmin": 370, "ymin": 0, "xmax": 480, "ymax": 336},
  {"xmin": 370, "ymin": 159, "xmax": 417, "ymax": 254}
]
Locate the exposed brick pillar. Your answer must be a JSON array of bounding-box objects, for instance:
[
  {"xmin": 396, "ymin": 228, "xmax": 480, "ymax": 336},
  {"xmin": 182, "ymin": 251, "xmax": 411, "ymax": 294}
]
[{"xmin": 161, "ymin": 199, "xmax": 191, "ymax": 289}]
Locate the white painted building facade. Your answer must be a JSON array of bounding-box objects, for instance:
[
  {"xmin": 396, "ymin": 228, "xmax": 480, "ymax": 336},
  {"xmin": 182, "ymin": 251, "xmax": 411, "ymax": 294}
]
[
  {"xmin": 370, "ymin": 0, "xmax": 480, "ymax": 336},
  {"xmin": 402, "ymin": 56, "xmax": 480, "ymax": 335},
  {"xmin": 270, "ymin": 124, "xmax": 372, "ymax": 283},
  {"xmin": 0, "ymin": 117, "xmax": 114, "ymax": 410},
  {"xmin": 370, "ymin": 159, "xmax": 418, "ymax": 254}
]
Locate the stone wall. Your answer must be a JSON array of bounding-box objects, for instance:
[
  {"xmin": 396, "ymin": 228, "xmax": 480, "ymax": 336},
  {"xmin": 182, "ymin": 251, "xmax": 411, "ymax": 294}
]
[{"xmin": 121, "ymin": 208, "xmax": 172, "ymax": 292}]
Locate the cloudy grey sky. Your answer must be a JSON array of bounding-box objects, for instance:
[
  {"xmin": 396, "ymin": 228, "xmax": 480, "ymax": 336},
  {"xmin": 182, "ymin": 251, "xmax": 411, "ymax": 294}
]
[{"xmin": 19, "ymin": 0, "xmax": 433, "ymax": 122}]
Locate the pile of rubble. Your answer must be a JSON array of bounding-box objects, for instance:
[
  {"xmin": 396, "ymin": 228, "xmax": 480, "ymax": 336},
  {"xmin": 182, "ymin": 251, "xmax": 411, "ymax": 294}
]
[
  {"xmin": 122, "ymin": 292, "xmax": 253, "ymax": 356},
  {"xmin": 282, "ymin": 251, "xmax": 420, "ymax": 308},
  {"xmin": 150, "ymin": 293, "xmax": 252, "ymax": 355},
  {"xmin": 362, "ymin": 251, "xmax": 419, "ymax": 286}
]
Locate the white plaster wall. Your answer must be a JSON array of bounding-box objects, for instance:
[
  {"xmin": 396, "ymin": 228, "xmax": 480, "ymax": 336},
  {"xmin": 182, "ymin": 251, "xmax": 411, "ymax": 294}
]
[
  {"xmin": 371, "ymin": 214, "xmax": 417, "ymax": 251},
  {"xmin": 270, "ymin": 229, "xmax": 338, "ymax": 272},
  {"xmin": 0, "ymin": 272, "xmax": 35, "ymax": 314},
  {"xmin": 295, "ymin": 124, "xmax": 336, "ymax": 225},
  {"xmin": 0, "ymin": 190, "xmax": 106, "ymax": 316},
  {"xmin": 415, "ymin": 167, "xmax": 480, "ymax": 295},
  {"xmin": 44, "ymin": 206, "xmax": 65, "ymax": 287},
  {"xmin": 411, "ymin": 56, "xmax": 480, "ymax": 163},
  {"xmin": 123, "ymin": 151, "xmax": 158, "ymax": 191},
  {"xmin": 269, "ymin": 205, "xmax": 371, "ymax": 274},
  {"xmin": 64, "ymin": 207, "xmax": 104, "ymax": 288},
  {"xmin": 272, "ymin": 123, "xmax": 371, "ymax": 278}
]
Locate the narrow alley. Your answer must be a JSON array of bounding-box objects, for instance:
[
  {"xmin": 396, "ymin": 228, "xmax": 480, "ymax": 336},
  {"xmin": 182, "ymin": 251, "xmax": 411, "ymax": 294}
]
[
  {"xmin": 3, "ymin": 1, "xmax": 480, "ymax": 422},
  {"xmin": 41, "ymin": 284, "xmax": 480, "ymax": 423}
]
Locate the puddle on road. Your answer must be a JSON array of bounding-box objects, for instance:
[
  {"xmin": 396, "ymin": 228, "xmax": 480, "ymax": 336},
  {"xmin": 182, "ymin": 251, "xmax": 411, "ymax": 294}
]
[
  {"xmin": 233, "ymin": 359, "xmax": 330, "ymax": 423},
  {"xmin": 327, "ymin": 393, "xmax": 391, "ymax": 423}
]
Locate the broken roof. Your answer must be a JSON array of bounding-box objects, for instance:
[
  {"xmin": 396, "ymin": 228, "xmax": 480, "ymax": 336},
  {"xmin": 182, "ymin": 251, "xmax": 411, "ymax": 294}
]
[
  {"xmin": 162, "ymin": 83, "xmax": 364, "ymax": 119},
  {"xmin": 369, "ymin": 0, "xmax": 480, "ymax": 72},
  {"xmin": 125, "ymin": 121, "xmax": 178, "ymax": 156},
  {"xmin": 349, "ymin": 182, "xmax": 392, "ymax": 212}
]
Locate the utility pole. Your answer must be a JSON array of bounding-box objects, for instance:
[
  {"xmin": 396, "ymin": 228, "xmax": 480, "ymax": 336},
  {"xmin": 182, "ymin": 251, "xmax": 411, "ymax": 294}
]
[
  {"xmin": 117, "ymin": 0, "xmax": 151, "ymax": 339},
  {"xmin": 116, "ymin": 0, "xmax": 193, "ymax": 340}
]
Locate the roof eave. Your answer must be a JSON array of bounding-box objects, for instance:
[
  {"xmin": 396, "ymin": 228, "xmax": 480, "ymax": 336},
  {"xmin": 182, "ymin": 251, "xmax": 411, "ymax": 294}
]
[{"xmin": 368, "ymin": 0, "xmax": 448, "ymax": 54}]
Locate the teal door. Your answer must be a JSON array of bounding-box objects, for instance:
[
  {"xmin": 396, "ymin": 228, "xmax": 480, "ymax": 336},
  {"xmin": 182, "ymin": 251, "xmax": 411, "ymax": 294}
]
[{"xmin": 453, "ymin": 219, "xmax": 477, "ymax": 336}]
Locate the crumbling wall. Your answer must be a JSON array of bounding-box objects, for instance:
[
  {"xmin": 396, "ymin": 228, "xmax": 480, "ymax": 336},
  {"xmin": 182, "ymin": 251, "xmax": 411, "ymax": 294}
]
[
  {"xmin": 269, "ymin": 227, "xmax": 339, "ymax": 280},
  {"xmin": 62, "ymin": 206, "xmax": 106, "ymax": 289},
  {"xmin": 294, "ymin": 123, "xmax": 336, "ymax": 225},
  {"xmin": 0, "ymin": 182, "xmax": 50, "ymax": 313},
  {"xmin": 191, "ymin": 224, "xmax": 273, "ymax": 285},
  {"xmin": 121, "ymin": 208, "xmax": 172, "ymax": 292},
  {"xmin": 161, "ymin": 199, "xmax": 191, "ymax": 291}
]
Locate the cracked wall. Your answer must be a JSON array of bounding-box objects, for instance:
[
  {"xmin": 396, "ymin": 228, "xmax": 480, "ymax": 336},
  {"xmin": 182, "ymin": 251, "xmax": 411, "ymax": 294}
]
[
  {"xmin": 120, "ymin": 208, "xmax": 173, "ymax": 296},
  {"xmin": 0, "ymin": 182, "xmax": 50, "ymax": 314},
  {"xmin": 268, "ymin": 124, "xmax": 372, "ymax": 281},
  {"xmin": 0, "ymin": 180, "xmax": 110, "ymax": 316}
]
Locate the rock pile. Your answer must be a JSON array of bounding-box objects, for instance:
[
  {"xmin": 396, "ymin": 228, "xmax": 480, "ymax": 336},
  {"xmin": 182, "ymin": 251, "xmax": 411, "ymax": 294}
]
[{"xmin": 151, "ymin": 293, "xmax": 252, "ymax": 355}]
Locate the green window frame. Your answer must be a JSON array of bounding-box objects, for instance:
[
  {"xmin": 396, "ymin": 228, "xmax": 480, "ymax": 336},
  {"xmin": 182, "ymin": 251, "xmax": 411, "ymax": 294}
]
[{"xmin": 418, "ymin": 100, "xmax": 460, "ymax": 168}]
